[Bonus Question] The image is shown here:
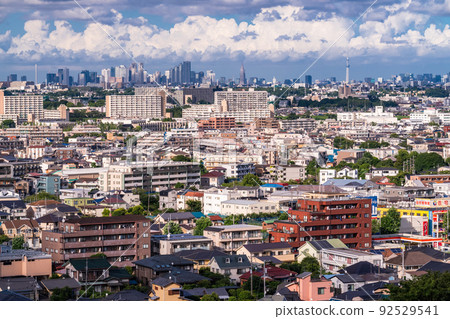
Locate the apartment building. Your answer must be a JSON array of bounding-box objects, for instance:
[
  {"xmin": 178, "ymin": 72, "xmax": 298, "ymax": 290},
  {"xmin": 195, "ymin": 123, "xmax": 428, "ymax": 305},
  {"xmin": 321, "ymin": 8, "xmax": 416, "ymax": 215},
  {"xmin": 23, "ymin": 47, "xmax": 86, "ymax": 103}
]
[
  {"xmin": 151, "ymin": 234, "xmax": 213, "ymax": 255},
  {"xmin": 198, "ymin": 117, "xmax": 236, "ymax": 130},
  {"xmin": 269, "ymin": 198, "xmax": 372, "ymax": 249},
  {"xmin": 203, "ymin": 224, "xmax": 263, "ymax": 253},
  {"xmin": 0, "ymin": 125, "xmax": 63, "ymax": 142},
  {"xmin": 98, "ymin": 161, "xmax": 201, "ymax": 192},
  {"xmin": 320, "ymin": 248, "xmax": 384, "ymax": 273},
  {"xmin": 279, "ymin": 119, "xmax": 316, "ymax": 132},
  {"xmin": 106, "ymin": 93, "xmax": 166, "ymax": 119},
  {"xmin": 214, "ymin": 88, "xmax": 268, "ymax": 112},
  {"xmin": 41, "ymin": 215, "xmax": 152, "ymax": 267},
  {"xmin": 0, "ymin": 91, "xmax": 44, "ymax": 120},
  {"xmin": 0, "ymin": 245, "xmax": 52, "ymax": 279},
  {"xmin": 220, "ymin": 199, "xmax": 278, "ymax": 216}
]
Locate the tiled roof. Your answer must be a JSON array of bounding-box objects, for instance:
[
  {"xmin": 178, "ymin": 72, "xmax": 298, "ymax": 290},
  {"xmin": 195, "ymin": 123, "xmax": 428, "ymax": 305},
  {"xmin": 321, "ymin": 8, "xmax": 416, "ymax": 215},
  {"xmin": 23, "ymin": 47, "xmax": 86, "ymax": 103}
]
[
  {"xmin": 211, "ymin": 255, "xmax": 251, "ymax": 269},
  {"xmin": 242, "ymin": 242, "xmax": 291, "ymax": 253},
  {"xmin": 67, "ymin": 258, "xmax": 111, "ymax": 271}
]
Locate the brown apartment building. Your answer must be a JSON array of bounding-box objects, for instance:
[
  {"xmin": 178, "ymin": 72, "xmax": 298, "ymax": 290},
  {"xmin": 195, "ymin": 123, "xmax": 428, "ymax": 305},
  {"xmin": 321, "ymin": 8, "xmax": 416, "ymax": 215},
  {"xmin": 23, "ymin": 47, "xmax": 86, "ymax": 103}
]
[
  {"xmin": 41, "ymin": 215, "xmax": 152, "ymax": 267},
  {"xmin": 269, "ymin": 198, "xmax": 372, "ymax": 250},
  {"xmin": 198, "ymin": 117, "xmax": 236, "ymax": 130}
]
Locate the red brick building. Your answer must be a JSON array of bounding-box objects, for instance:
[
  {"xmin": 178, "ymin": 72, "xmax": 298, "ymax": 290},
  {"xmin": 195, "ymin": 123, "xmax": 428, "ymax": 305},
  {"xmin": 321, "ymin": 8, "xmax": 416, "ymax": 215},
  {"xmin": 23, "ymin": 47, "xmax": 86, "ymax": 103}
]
[
  {"xmin": 269, "ymin": 198, "xmax": 372, "ymax": 250},
  {"xmin": 41, "ymin": 215, "xmax": 152, "ymax": 267}
]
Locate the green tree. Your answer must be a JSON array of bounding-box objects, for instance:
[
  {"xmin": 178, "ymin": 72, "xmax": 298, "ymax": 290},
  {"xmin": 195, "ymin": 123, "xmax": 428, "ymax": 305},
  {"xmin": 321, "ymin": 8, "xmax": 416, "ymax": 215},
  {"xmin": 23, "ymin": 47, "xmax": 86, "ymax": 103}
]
[
  {"xmin": 101, "ymin": 209, "xmax": 111, "ymax": 217},
  {"xmin": 1, "ymin": 119, "xmax": 16, "ymax": 128},
  {"xmin": 200, "ymin": 292, "xmax": 220, "ymax": 301},
  {"xmin": 127, "ymin": 205, "xmax": 146, "ymax": 215},
  {"xmin": 162, "ymin": 221, "xmax": 183, "ymax": 235},
  {"xmin": 241, "ymin": 174, "xmax": 261, "ymax": 186},
  {"xmin": 194, "ymin": 217, "xmax": 212, "ymax": 236},
  {"xmin": 12, "ymin": 236, "xmax": 24, "ymax": 249},
  {"xmin": 299, "ymin": 256, "xmax": 321, "ymax": 277},
  {"xmin": 172, "ymin": 155, "xmax": 192, "ymax": 162},
  {"xmin": 372, "ymin": 219, "xmax": 381, "ymax": 234},
  {"xmin": 306, "ymin": 159, "xmax": 319, "ymax": 177},
  {"xmin": 0, "ymin": 234, "xmax": 9, "ymax": 244},
  {"xmin": 380, "ymin": 207, "xmax": 401, "ymax": 234},
  {"xmin": 186, "ymin": 200, "xmax": 202, "ymax": 212},
  {"xmin": 388, "ymin": 271, "xmax": 450, "ymax": 301},
  {"xmin": 50, "ymin": 287, "xmax": 75, "ymax": 301},
  {"xmin": 111, "ymin": 208, "xmax": 127, "ymax": 216},
  {"xmin": 223, "ymin": 215, "xmax": 240, "ymax": 225},
  {"xmin": 278, "ymin": 212, "xmax": 289, "ymax": 220},
  {"xmin": 280, "ymin": 262, "xmax": 303, "ymax": 274},
  {"xmin": 415, "ymin": 152, "xmax": 445, "ymax": 173},
  {"xmin": 25, "ymin": 192, "xmax": 58, "ymax": 203},
  {"xmin": 174, "ymin": 182, "xmax": 185, "ymax": 189},
  {"xmin": 90, "ymin": 253, "xmax": 107, "ymax": 259},
  {"xmin": 333, "ymin": 136, "xmax": 354, "ymax": 149}
]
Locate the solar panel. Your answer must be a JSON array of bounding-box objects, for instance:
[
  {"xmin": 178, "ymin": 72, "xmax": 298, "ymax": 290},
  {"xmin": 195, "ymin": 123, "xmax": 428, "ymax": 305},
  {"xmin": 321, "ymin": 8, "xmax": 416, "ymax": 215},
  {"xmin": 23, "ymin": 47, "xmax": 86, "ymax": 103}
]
[{"xmin": 391, "ymin": 248, "xmax": 402, "ymax": 253}]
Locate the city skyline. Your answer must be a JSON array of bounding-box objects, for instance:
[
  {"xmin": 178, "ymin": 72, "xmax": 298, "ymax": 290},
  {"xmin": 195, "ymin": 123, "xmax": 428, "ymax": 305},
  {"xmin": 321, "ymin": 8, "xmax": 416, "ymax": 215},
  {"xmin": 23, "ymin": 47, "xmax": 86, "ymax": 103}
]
[{"xmin": 2, "ymin": 1, "xmax": 450, "ymax": 81}]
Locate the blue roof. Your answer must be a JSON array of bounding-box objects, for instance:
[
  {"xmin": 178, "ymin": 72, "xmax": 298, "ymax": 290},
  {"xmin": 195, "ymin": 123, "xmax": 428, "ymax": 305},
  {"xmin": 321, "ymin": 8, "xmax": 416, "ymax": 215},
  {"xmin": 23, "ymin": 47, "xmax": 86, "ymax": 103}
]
[
  {"xmin": 191, "ymin": 212, "xmax": 204, "ymax": 218},
  {"xmin": 261, "ymin": 184, "xmax": 284, "ymax": 188},
  {"xmin": 322, "ymin": 274, "xmax": 335, "ymax": 279}
]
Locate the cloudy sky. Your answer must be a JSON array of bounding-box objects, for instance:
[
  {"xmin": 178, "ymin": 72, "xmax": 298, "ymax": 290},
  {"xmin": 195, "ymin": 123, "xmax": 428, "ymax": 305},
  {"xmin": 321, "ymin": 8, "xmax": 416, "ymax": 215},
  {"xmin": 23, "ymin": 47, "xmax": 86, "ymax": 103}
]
[{"xmin": 2, "ymin": 0, "xmax": 450, "ymax": 82}]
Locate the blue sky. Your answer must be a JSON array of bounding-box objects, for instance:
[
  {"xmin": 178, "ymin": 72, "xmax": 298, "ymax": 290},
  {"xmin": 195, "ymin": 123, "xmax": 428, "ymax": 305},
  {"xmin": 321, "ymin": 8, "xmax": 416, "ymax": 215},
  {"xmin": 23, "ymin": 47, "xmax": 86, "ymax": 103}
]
[{"xmin": 2, "ymin": 0, "xmax": 450, "ymax": 82}]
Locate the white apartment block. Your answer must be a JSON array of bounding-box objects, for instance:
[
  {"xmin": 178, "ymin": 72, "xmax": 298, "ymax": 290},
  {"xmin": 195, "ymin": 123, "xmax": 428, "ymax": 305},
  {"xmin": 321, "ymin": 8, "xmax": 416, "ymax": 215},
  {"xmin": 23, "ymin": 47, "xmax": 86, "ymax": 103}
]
[
  {"xmin": 203, "ymin": 224, "xmax": 263, "ymax": 253},
  {"xmin": 214, "ymin": 88, "xmax": 268, "ymax": 112},
  {"xmin": 337, "ymin": 106, "xmax": 397, "ymax": 124},
  {"xmin": 106, "ymin": 94, "xmax": 165, "ymax": 119},
  {"xmin": 0, "ymin": 91, "xmax": 44, "ymax": 120},
  {"xmin": 319, "ymin": 168, "xmax": 358, "ymax": 184},
  {"xmin": 320, "ymin": 248, "xmax": 384, "ymax": 273},
  {"xmin": 220, "ymin": 199, "xmax": 278, "ymax": 216},
  {"xmin": 410, "ymin": 108, "xmax": 450, "ymax": 125},
  {"xmin": 220, "ymin": 163, "xmax": 255, "ymax": 179},
  {"xmin": 204, "ymin": 192, "xmax": 233, "ymax": 215}
]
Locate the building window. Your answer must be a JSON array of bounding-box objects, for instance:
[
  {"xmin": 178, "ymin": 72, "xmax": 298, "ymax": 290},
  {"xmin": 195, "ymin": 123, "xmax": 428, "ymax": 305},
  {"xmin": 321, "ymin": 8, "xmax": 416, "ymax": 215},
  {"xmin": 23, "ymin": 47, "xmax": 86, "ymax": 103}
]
[
  {"xmin": 318, "ymin": 287, "xmax": 325, "ymax": 295},
  {"xmin": 143, "ymin": 244, "xmax": 149, "ymax": 249},
  {"xmin": 143, "ymin": 233, "xmax": 149, "ymax": 238}
]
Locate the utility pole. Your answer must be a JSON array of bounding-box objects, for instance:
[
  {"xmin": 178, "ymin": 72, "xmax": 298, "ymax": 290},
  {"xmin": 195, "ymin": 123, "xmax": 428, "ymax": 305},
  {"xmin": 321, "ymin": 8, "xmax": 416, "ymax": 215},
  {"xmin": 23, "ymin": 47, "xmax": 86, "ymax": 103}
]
[{"xmin": 263, "ymin": 261, "xmax": 267, "ymax": 298}]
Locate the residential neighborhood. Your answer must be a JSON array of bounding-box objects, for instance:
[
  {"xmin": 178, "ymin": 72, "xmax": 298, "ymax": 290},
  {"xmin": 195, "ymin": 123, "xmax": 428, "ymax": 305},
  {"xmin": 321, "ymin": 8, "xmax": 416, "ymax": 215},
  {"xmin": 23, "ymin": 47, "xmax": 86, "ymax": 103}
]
[{"xmin": 1, "ymin": 1, "xmax": 450, "ymax": 304}]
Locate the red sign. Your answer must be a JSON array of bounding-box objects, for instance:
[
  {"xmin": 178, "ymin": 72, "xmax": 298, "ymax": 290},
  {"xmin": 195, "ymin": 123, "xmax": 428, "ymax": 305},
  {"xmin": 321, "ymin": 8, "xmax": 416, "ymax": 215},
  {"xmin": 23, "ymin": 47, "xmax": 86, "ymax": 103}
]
[{"xmin": 423, "ymin": 221, "xmax": 429, "ymax": 236}]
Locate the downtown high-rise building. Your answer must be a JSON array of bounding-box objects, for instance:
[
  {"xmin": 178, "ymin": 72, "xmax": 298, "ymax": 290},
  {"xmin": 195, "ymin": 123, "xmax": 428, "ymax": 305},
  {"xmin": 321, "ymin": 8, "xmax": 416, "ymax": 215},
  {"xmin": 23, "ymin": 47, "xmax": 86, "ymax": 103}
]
[
  {"xmin": 239, "ymin": 63, "xmax": 246, "ymax": 86},
  {"xmin": 169, "ymin": 61, "xmax": 191, "ymax": 85},
  {"xmin": 57, "ymin": 68, "xmax": 70, "ymax": 86}
]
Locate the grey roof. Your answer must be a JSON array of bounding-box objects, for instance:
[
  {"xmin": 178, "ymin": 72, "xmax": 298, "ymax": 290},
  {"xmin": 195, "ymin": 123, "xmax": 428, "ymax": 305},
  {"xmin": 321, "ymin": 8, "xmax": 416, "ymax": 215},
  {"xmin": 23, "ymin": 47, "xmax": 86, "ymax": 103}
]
[
  {"xmin": 211, "ymin": 255, "xmax": 251, "ymax": 269},
  {"xmin": 103, "ymin": 289, "xmax": 150, "ymax": 301},
  {"xmin": 183, "ymin": 287, "xmax": 229, "ymax": 300},
  {"xmin": 173, "ymin": 249, "xmax": 229, "ymax": 261},
  {"xmin": 151, "ymin": 234, "xmax": 209, "ymax": 242},
  {"xmin": 151, "ymin": 277, "xmax": 174, "ymax": 287},
  {"xmin": 0, "ymin": 249, "xmax": 52, "ymax": 262},
  {"xmin": 0, "ymin": 277, "xmax": 40, "ymax": 293},
  {"xmin": 242, "ymin": 242, "xmax": 291, "ymax": 253},
  {"xmin": 418, "ymin": 261, "xmax": 450, "ymax": 273},
  {"xmin": 159, "ymin": 268, "xmax": 210, "ymax": 284},
  {"xmin": 160, "ymin": 212, "xmax": 195, "ymax": 220},
  {"xmin": 309, "ymin": 240, "xmax": 334, "ymax": 251},
  {"xmin": 133, "ymin": 255, "xmax": 194, "ymax": 270},
  {"xmin": 333, "ymin": 273, "xmax": 365, "ymax": 283},
  {"xmin": 256, "ymin": 256, "xmax": 282, "ymax": 264},
  {"xmin": 0, "ymin": 200, "xmax": 26, "ymax": 209},
  {"xmin": 40, "ymin": 278, "xmax": 81, "ymax": 290},
  {"xmin": 258, "ymin": 293, "xmax": 287, "ymax": 301},
  {"xmin": 297, "ymin": 272, "xmax": 312, "ymax": 279},
  {"xmin": 0, "ymin": 290, "xmax": 32, "ymax": 301},
  {"xmin": 340, "ymin": 261, "xmax": 394, "ymax": 275}
]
